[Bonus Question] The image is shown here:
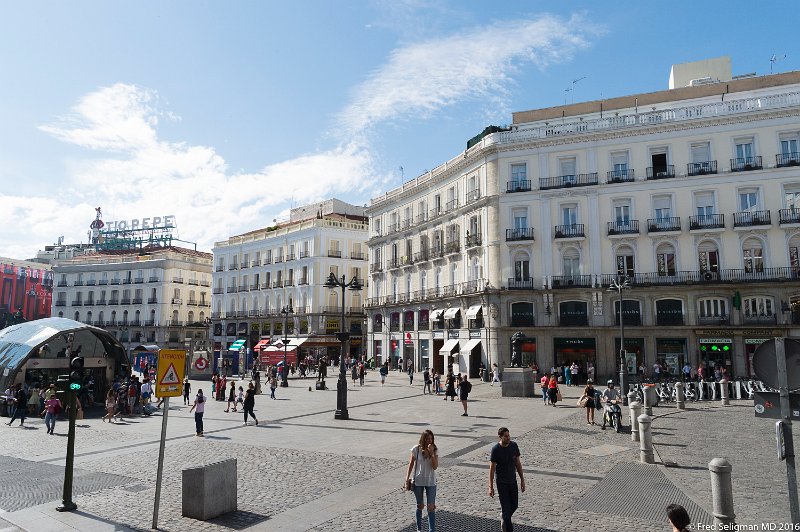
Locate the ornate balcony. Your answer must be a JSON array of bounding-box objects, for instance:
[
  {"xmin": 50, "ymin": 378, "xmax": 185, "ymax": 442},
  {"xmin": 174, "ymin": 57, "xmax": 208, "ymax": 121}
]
[
  {"xmin": 689, "ymin": 214, "xmax": 725, "ymax": 230},
  {"xmin": 647, "ymin": 217, "xmax": 681, "ymax": 233},
  {"xmin": 646, "ymin": 165, "xmax": 675, "ymax": 180},
  {"xmin": 506, "ymin": 180, "xmax": 531, "ymax": 193},
  {"xmin": 551, "ymin": 275, "xmax": 593, "ymax": 289},
  {"xmin": 777, "ymin": 152, "xmax": 800, "ymax": 168},
  {"xmin": 607, "ymin": 220, "xmax": 640, "ymax": 235},
  {"xmin": 779, "ymin": 209, "xmax": 800, "ymax": 225},
  {"xmin": 730, "ymin": 156, "xmax": 762, "ymax": 172},
  {"xmin": 507, "ymin": 278, "xmax": 533, "ymax": 290},
  {"xmin": 687, "ymin": 160, "xmax": 717, "ymax": 176},
  {"xmin": 466, "ymin": 188, "xmax": 481, "ymax": 203},
  {"xmin": 506, "ymin": 228, "xmax": 535, "ymax": 241},
  {"xmin": 554, "ymin": 224, "xmax": 585, "ymax": 239},
  {"xmin": 607, "ymin": 169, "xmax": 635, "ymax": 184},
  {"xmin": 539, "ymin": 172, "xmax": 598, "ymax": 190},
  {"xmin": 733, "ymin": 210, "xmax": 771, "ymax": 228},
  {"xmin": 465, "ymin": 233, "xmax": 482, "ymax": 248}
]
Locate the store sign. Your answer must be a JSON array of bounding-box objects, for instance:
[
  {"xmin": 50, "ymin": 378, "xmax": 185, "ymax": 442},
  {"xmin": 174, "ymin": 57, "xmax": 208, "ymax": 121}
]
[
  {"xmin": 433, "ymin": 331, "xmax": 444, "ymax": 339},
  {"xmin": 699, "ymin": 338, "xmax": 733, "ymax": 344},
  {"xmin": 448, "ymin": 330, "xmax": 460, "ymax": 339},
  {"xmin": 469, "ymin": 330, "xmax": 481, "ymax": 339},
  {"xmin": 105, "ymin": 215, "xmax": 176, "ymax": 232}
]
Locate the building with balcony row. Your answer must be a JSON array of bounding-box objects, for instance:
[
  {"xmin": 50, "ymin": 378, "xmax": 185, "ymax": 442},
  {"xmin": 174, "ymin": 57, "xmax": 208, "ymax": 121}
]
[
  {"xmin": 50, "ymin": 246, "xmax": 212, "ymax": 353},
  {"xmin": 211, "ymin": 198, "xmax": 368, "ymax": 361},
  {"xmin": 365, "ymin": 58, "xmax": 800, "ymax": 380}
]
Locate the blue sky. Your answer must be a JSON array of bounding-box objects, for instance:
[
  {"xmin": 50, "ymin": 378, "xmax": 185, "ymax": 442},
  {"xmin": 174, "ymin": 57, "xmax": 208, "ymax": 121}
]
[{"xmin": 1, "ymin": 1, "xmax": 798, "ymax": 259}]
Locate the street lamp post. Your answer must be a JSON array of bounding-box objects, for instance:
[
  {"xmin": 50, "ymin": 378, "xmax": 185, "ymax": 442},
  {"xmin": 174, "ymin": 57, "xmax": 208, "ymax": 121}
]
[
  {"xmin": 324, "ymin": 272, "xmax": 362, "ymax": 420},
  {"xmin": 608, "ymin": 276, "xmax": 631, "ymax": 405},
  {"xmin": 280, "ymin": 305, "xmax": 293, "ymax": 387}
]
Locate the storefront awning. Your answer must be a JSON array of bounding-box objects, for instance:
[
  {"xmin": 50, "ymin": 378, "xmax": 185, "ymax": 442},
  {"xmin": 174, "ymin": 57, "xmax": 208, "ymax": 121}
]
[
  {"xmin": 430, "ymin": 309, "xmax": 444, "ymax": 320},
  {"xmin": 229, "ymin": 339, "xmax": 246, "ymax": 351},
  {"xmin": 459, "ymin": 339, "xmax": 481, "ymax": 355},
  {"xmin": 290, "ymin": 337, "xmax": 309, "ymax": 348},
  {"xmin": 439, "ymin": 339, "xmax": 459, "ymax": 355},
  {"xmin": 465, "ymin": 305, "xmax": 483, "ymax": 319},
  {"xmin": 253, "ymin": 339, "xmax": 271, "ymax": 351},
  {"xmin": 131, "ymin": 344, "xmax": 159, "ymax": 352},
  {"xmin": 444, "ymin": 307, "xmax": 461, "ymax": 319}
]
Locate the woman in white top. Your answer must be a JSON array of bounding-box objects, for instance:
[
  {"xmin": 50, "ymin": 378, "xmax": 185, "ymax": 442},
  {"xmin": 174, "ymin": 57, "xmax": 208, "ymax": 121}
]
[{"xmin": 404, "ymin": 429, "xmax": 439, "ymax": 532}]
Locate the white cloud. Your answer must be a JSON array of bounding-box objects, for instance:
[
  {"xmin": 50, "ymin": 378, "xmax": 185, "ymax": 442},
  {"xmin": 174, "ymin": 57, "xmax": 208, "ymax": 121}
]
[
  {"xmin": 339, "ymin": 13, "xmax": 602, "ymax": 134},
  {"xmin": 16, "ymin": 84, "xmax": 384, "ymax": 258}
]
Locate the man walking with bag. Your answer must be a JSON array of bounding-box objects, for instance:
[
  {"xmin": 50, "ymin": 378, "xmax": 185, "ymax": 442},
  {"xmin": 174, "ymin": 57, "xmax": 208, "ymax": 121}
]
[{"xmin": 488, "ymin": 427, "xmax": 525, "ymax": 532}]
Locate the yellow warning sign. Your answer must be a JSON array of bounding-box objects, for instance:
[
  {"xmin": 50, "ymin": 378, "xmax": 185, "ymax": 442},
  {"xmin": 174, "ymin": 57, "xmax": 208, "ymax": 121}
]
[{"xmin": 156, "ymin": 349, "xmax": 186, "ymax": 397}]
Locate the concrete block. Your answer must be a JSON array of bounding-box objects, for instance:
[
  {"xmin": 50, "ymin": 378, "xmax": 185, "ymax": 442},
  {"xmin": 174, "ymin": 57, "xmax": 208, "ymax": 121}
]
[
  {"xmin": 501, "ymin": 367, "xmax": 535, "ymax": 397},
  {"xmin": 182, "ymin": 458, "xmax": 237, "ymax": 520}
]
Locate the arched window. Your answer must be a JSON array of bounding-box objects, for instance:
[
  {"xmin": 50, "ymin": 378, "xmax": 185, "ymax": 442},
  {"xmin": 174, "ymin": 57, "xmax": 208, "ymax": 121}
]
[
  {"xmin": 58, "ymin": 311, "xmax": 63, "ymax": 318},
  {"xmin": 229, "ymin": 299, "xmax": 236, "ymax": 313},
  {"xmin": 122, "ymin": 310, "xmax": 129, "ymax": 325},
  {"xmin": 743, "ymin": 296, "xmax": 774, "ymax": 323},
  {"xmin": 172, "ymin": 310, "xmax": 179, "ymax": 323},
  {"xmin": 86, "ymin": 311, "xmax": 92, "ymax": 325},
  {"xmin": 241, "ymin": 297, "xmax": 248, "ymax": 312},
  {"xmin": 655, "ymin": 298, "xmax": 683, "ymax": 325},
  {"xmin": 558, "ymin": 301, "xmax": 588, "ymax": 326},
  {"xmin": 199, "ymin": 311, "xmax": 205, "ymax": 322},
  {"xmin": 74, "ymin": 311, "xmax": 80, "ymax": 321},
  {"xmin": 698, "ymin": 298, "xmax": 728, "ymax": 324},
  {"xmin": 420, "ymin": 270, "xmax": 427, "ymax": 293},
  {"xmin": 98, "ymin": 311, "xmax": 104, "ymax": 324},
  {"xmin": 406, "ymin": 274, "xmax": 412, "ymax": 295},
  {"xmin": 698, "ymin": 240, "xmax": 719, "ymax": 273},
  {"xmin": 614, "ymin": 299, "xmax": 641, "ymax": 326},
  {"xmin": 656, "ymin": 243, "xmax": 676, "ymax": 276},
  {"xmin": 264, "ymin": 296, "xmax": 270, "ymax": 313},
  {"xmin": 742, "ymin": 237, "xmax": 764, "ymax": 273},
  {"xmin": 615, "ymin": 245, "xmax": 634, "ymax": 277},
  {"xmin": 510, "ymin": 302, "xmax": 534, "ymax": 327},
  {"xmin": 435, "ymin": 267, "xmax": 442, "ymax": 289},
  {"xmin": 135, "ymin": 309, "xmax": 140, "ymax": 323},
  {"xmin": 450, "ymin": 263, "xmax": 458, "ymax": 285}
]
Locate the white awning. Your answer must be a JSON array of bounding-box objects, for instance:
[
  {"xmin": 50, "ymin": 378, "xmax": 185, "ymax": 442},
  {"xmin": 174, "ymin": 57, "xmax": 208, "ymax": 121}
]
[
  {"xmin": 290, "ymin": 337, "xmax": 309, "ymax": 348},
  {"xmin": 465, "ymin": 305, "xmax": 483, "ymax": 319},
  {"xmin": 459, "ymin": 339, "xmax": 481, "ymax": 355},
  {"xmin": 430, "ymin": 309, "xmax": 444, "ymax": 320},
  {"xmin": 439, "ymin": 339, "xmax": 459, "ymax": 355},
  {"xmin": 444, "ymin": 307, "xmax": 461, "ymax": 319}
]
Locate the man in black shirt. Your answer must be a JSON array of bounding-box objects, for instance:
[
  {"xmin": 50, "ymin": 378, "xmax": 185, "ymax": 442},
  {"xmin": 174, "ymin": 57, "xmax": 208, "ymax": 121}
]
[{"xmin": 488, "ymin": 427, "xmax": 525, "ymax": 532}]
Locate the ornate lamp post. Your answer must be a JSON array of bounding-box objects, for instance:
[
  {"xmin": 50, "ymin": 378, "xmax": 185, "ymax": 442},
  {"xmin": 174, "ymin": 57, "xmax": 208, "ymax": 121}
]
[
  {"xmin": 608, "ymin": 276, "xmax": 631, "ymax": 405},
  {"xmin": 280, "ymin": 304, "xmax": 293, "ymax": 387},
  {"xmin": 324, "ymin": 272, "xmax": 362, "ymax": 420}
]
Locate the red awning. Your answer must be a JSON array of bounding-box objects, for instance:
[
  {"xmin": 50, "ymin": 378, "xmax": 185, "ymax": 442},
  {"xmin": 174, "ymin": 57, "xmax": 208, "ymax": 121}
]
[{"xmin": 254, "ymin": 339, "xmax": 271, "ymax": 351}]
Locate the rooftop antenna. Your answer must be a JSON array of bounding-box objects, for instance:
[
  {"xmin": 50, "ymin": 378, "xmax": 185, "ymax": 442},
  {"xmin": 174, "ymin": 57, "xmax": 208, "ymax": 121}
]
[
  {"xmin": 771, "ymin": 53, "xmax": 787, "ymax": 74},
  {"xmin": 568, "ymin": 76, "xmax": 587, "ymax": 104},
  {"xmin": 399, "ymin": 166, "xmax": 404, "ymax": 185}
]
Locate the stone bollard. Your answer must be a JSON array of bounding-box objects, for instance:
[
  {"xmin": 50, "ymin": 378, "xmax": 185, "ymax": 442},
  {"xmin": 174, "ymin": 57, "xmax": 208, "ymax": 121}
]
[
  {"xmin": 675, "ymin": 381, "xmax": 685, "ymax": 410},
  {"xmin": 629, "ymin": 401, "xmax": 642, "ymax": 442},
  {"xmin": 709, "ymin": 458, "xmax": 735, "ymax": 526},
  {"xmin": 638, "ymin": 414, "xmax": 654, "ymax": 464},
  {"xmin": 627, "ymin": 390, "xmax": 637, "ymax": 408},
  {"xmin": 643, "ymin": 384, "xmax": 656, "ymax": 416},
  {"xmin": 720, "ymin": 378, "xmax": 730, "ymax": 406}
]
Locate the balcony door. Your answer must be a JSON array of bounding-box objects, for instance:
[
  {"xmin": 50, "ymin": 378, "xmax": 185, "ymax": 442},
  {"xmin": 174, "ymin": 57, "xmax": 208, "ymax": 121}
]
[{"xmin": 561, "ymin": 206, "xmax": 578, "ymax": 226}]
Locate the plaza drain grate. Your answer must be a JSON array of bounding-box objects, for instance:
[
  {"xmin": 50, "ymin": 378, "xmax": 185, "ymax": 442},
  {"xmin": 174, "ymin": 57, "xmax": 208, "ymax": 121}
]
[
  {"xmin": 395, "ymin": 510, "xmax": 556, "ymax": 532},
  {"xmin": 0, "ymin": 454, "xmax": 139, "ymax": 512},
  {"xmin": 570, "ymin": 461, "xmax": 712, "ymax": 524},
  {"xmin": 208, "ymin": 510, "xmax": 270, "ymax": 530}
]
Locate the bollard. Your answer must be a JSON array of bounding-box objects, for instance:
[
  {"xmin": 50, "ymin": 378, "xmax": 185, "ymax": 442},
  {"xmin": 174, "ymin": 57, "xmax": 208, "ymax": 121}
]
[
  {"xmin": 629, "ymin": 401, "xmax": 642, "ymax": 442},
  {"xmin": 638, "ymin": 414, "xmax": 654, "ymax": 463},
  {"xmin": 643, "ymin": 384, "xmax": 656, "ymax": 416},
  {"xmin": 675, "ymin": 381, "xmax": 685, "ymax": 410},
  {"xmin": 720, "ymin": 378, "xmax": 730, "ymax": 405},
  {"xmin": 627, "ymin": 391, "xmax": 637, "ymax": 409},
  {"xmin": 709, "ymin": 458, "xmax": 735, "ymax": 526}
]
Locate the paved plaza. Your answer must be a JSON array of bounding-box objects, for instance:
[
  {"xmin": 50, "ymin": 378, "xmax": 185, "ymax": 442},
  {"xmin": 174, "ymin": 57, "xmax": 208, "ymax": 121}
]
[{"xmin": 0, "ymin": 371, "xmax": 793, "ymax": 531}]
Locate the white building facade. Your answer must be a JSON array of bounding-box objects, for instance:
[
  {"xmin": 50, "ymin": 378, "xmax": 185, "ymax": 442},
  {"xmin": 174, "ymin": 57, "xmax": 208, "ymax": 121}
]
[
  {"xmin": 211, "ymin": 199, "xmax": 368, "ymax": 361},
  {"xmin": 367, "ymin": 68, "xmax": 800, "ymax": 380},
  {"xmin": 51, "ymin": 247, "xmax": 213, "ymax": 352}
]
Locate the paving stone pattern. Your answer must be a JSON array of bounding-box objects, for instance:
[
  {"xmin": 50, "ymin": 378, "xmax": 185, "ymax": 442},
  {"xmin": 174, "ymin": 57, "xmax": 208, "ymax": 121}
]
[
  {"xmin": 74, "ymin": 440, "xmax": 402, "ymax": 532},
  {"xmin": 0, "ymin": 454, "xmax": 137, "ymax": 512}
]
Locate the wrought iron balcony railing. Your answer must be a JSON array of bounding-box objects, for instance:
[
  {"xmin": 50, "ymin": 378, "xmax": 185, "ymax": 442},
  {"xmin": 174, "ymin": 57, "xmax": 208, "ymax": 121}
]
[
  {"xmin": 607, "ymin": 168, "xmax": 635, "ymax": 183},
  {"xmin": 506, "ymin": 228, "xmax": 535, "ymax": 241},
  {"xmin": 687, "ymin": 160, "xmax": 717, "ymax": 176},
  {"xmin": 607, "ymin": 220, "xmax": 639, "ymax": 235},
  {"xmin": 539, "ymin": 173, "xmax": 598, "ymax": 190},
  {"xmin": 689, "ymin": 214, "xmax": 725, "ymax": 230},
  {"xmin": 554, "ymin": 224, "xmax": 585, "ymax": 238},
  {"xmin": 506, "ymin": 180, "xmax": 531, "ymax": 193},
  {"xmin": 730, "ymin": 156, "xmax": 762, "ymax": 172},
  {"xmin": 647, "ymin": 217, "xmax": 681, "ymax": 232},
  {"xmin": 733, "ymin": 210, "xmax": 771, "ymax": 227},
  {"xmin": 646, "ymin": 165, "xmax": 675, "ymax": 180}
]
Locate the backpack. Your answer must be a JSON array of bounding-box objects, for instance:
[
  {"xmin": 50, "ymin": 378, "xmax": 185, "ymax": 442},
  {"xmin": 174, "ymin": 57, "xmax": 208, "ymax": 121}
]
[{"xmin": 462, "ymin": 381, "xmax": 472, "ymax": 394}]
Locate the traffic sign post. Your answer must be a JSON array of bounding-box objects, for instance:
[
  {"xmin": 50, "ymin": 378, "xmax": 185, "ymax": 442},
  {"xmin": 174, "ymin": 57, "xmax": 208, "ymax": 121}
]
[{"xmin": 152, "ymin": 349, "xmax": 187, "ymax": 529}]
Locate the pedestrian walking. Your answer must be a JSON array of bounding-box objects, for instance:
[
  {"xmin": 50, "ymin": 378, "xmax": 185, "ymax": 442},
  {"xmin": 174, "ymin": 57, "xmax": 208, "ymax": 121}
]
[
  {"xmin": 587, "ymin": 361, "xmax": 596, "ymax": 383},
  {"xmin": 225, "ymin": 381, "xmax": 237, "ymax": 412},
  {"xmin": 459, "ymin": 375, "xmax": 472, "ymax": 416},
  {"xmin": 189, "ymin": 390, "xmax": 206, "ymax": 436},
  {"xmin": 580, "ymin": 379, "xmax": 596, "ymax": 425},
  {"xmin": 565, "ymin": 363, "xmax": 572, "ymax": 386},
  {"xmin": 42, "ymin": 393, "xmax": 61, "ymax": 435},
  {"xmin": 379, "ymin": 362, "xmax": 389, "ymax": 386},
  {"xmin": 667, "ymin": 504, "xmax": 691, "ymax": 532},
  {"xmin": 236, "ymin": 386, "xmax": 244, "ymax": 409},
  {"xmin": 540, "ymin": 373, "xmax": 550, "ymax": 405},
  {"xmin": 269, "ymin": 374, "xmax": 278, "ymax": 399},
  {"xmin": 408, "ymin": 363, "xmax": 414, "ymax": 385},
  {"xmin": 183, "ymin": 378, "xmax": 191, "ymax": 405},
  {"xmin": 547, "ymin": 374, "xmax": 560, "ymax": 407},
  {"xmin": 491, "ymin": 363, "xmax": 500, "ymax": 386},
  {"xmin": 423, "ymin": 368, "xmax": 432, "ymax": 395},
  {"xmin": 358, "ymin": 362, "xmax": 365, "ymax": 387},
  {"xmin": 102, "ymin": 388, "xmax": 115, "ymax": 422},
  {"xmin": 444, "ymin": 371, "xmax": 456, "ymax": 401},
  {"xmin": 479, "ymin": 361, "xmax": 486, "ymax": 382},
  {"xmin": 351, "ymin": 364, "xmax": 358, "ymax": 385},
  {"xmin": 243, "ymin": 382, "xmax": 258, "ymax": 425},
  {"xmin": 488, "ymin": 427, "xmax": 525, "ymax": 532},
  {"xmin": 6, "ymin": 384, "xmax": 27, "ymax": 426},
  {"xmin": 404, "ymin": 429, "xmax": 438, "ymax": 532},
  {"xmin": 570, "ymin": 362, "xmax": 579, "ymax": 386},
  {"xmin": 433, "ymin": 370, "xmax": 441, "ymax": 395}
]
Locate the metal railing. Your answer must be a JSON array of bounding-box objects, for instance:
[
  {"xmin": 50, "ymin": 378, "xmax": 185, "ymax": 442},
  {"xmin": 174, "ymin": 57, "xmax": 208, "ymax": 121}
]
[
  {"xmin": 444, "ymin": 241, "xmax": 460, "ymax": 254},
  {"xmin": 415, "ymin": 212, "xmax": 428, "ymax": 224},
  {"xmin": 506, "ymin": 228, "xmax": 535, "ymax": 241},
  {"xmin": 607, "ymin": 168, "xmax": 635, "ymax": 183},
  {"xmin": 148, "ymin": 298, "xmax": 158, "ymax": 304},
  {"xmin": 429, "ymin": 206, "xmax": 442, "ymax": 218},
  {"xmin": 689, "ymin": 214, "xmax": 725, "ymax": 230},
  {"xmin": 554, "ymin": 224, "xmax": 585, "ymax": 238},
  {"xmin": 370, "ymin": 263, "xmax": 383, "ymax": 273},
  {"xmin": 779, "ymin": 209, "xmax": 800, "ymax": 224},
  {"xmin": 506, "ymin": 180, "xmax": 531, "ymax": 193},
  {"xmin": 149, "ymin": 276, "xmax": 160, "ymax": 282},
  {"xmin": 687, "ymin": 160, "xmax": 717, "ymax": 176},
  {"xmin": 646, "ymin": 165, "xmax": 675, "ymax": 180},
  {"xmin": 466, "ymin": 188, "xmax": 481, "ymax": 203},
  {"xmin": 539, "ymin": 172, "xmax": 598, "ymax": 190},
  {"xmin": 647, "ymin": 217, "xmax": 681, "ymax": 232},
  {"xmin": 777, "ymin": 152, "xmax": 800, "ymax": 167},
  {"xmin": 607, "ymin": 220, "xmax": 640, "ymax": 235},
  {"xmin": 351, "ymin": 252, "xmax": 366, "ymax": 260},
  {"xmin": 733, "ymin": 210, "xmax": 771, "ymax": 227},
  {"xmin": 465, "ymin": 233, "xmax": 482, "ymax": 248},
  {"xmin": 328, "ymin": 250, "xmax": 342, "ymax": 258},
  {"xmin": 730, "ymin": 156, "xmax": 762, "ymax": 172},
  {"xmin": 507, "ymin": 278, "xmax": 533, "ymax": 290},
  {"xmin": 445, "ymin": 199, "xmax": 459, "ymax": 211},
  {"xmin": 551, "ymin": 275, "xmax": 593, "ymax": 288}
]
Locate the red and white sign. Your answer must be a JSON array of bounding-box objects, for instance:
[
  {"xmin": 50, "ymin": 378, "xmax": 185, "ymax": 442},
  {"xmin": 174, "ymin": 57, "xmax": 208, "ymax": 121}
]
[
  {"xmin": 194, "ymin": 357, "xmax": 208, "ymax": 370},
  {"xmin": 404, "ymin": 332, "xmax": 413, "ymax": 346}
]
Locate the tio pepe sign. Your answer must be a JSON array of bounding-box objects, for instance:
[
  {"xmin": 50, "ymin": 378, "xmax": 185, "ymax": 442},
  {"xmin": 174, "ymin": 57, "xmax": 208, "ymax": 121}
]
[{"xmin": 105, "ymin": 215, "xmax": 176, "ymax": 232}]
